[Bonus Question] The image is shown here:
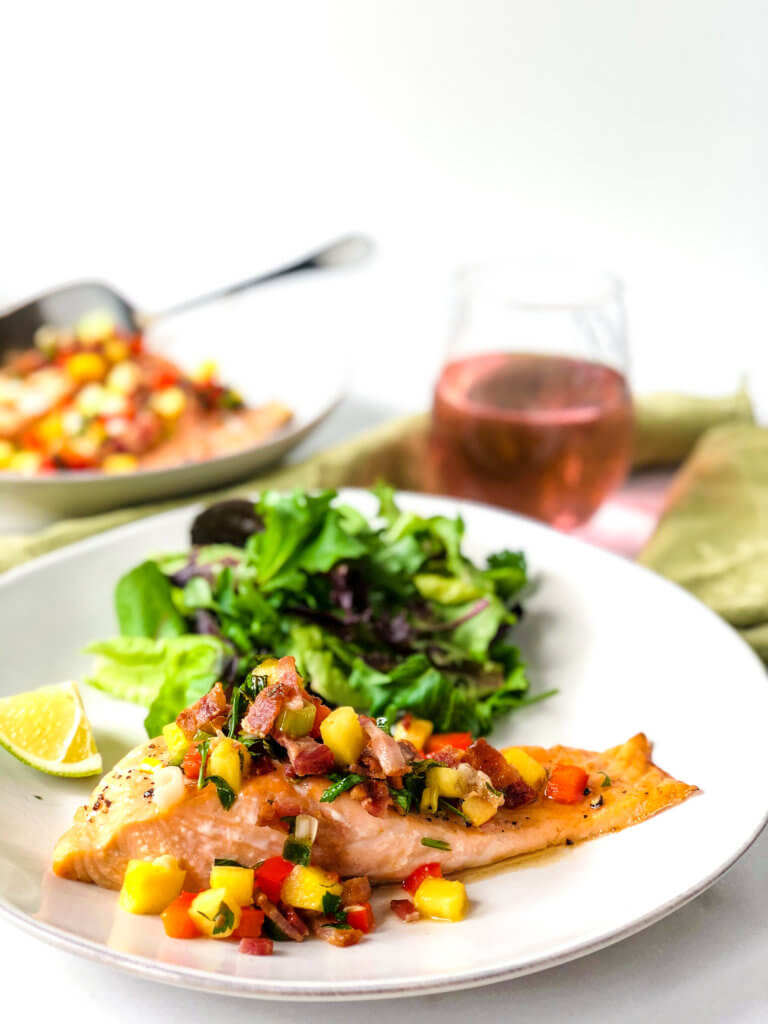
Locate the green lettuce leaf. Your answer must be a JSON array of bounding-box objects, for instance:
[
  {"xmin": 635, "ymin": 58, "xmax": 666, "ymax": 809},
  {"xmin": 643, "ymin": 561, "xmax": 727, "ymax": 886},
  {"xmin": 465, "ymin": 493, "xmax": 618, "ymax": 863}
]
[{"xmin": 115, "ymin": 561, "xmax": 186, "ymax": 639}]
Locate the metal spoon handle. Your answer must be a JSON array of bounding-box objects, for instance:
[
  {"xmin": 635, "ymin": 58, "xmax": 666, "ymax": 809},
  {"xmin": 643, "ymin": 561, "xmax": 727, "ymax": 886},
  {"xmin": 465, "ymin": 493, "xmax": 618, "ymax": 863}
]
[{"xmin": 139, "ymin": 233, "xmax": 373, "ymax": 328}]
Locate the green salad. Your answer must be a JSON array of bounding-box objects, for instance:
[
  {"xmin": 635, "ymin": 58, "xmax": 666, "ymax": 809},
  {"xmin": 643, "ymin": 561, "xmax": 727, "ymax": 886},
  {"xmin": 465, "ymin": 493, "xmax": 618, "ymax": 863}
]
[{"xmin": 86, "ymin": 485, "xmax": 551, "ymax": 737}]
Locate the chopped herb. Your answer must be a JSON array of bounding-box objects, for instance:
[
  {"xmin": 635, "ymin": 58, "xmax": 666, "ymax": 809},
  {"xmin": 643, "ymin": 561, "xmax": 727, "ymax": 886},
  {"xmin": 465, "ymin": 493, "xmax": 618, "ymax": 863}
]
[
  {"xmin": 214, "ymin": 857, "xmax": 245, "ymax": 867},
  {"xmin": 486, "ymin": 782, "xmax": 503, "ymax": 797},
  {"xmin": 280, "ymin": 815, "xmax": 297, "ymax": 830},
  {"xmin": 206, "ymin": 774, "xmax": 237, "ymax": 810},
  {"xmin": 320, "ymin": 772, "xmax": 366, "ymax": 803},
  {"xmin": 388, "ymin": 786, "xmax": 412, "ymax": 815},
  {"xmin": 33, "ymin": 795, "xmax": 43, "ymax": 800},
  {"xmin": 323, "ymin": 921, "xmax": 352, "ymax": 930},
  {"xmin": 263, "ymin": 918, "xmax": 291, "ymax": 942},
  {"xmin": 438, "ymin": 798, "xmax": 470, "ymax": 823},
  {"xmin": 421, "ymin": 837, "xmax": 451, "ymax": 851},
  {"xmin": 599, "ymin": 772, "xmax": 611, "ymax": 788},
  {"xmin": 212, "ymin": 901, "xmax": 235, "ymax": 935},
  {"xmin": 321, "ymin": 890, "xmax": 348, "ymax": 924},
  {"xmin": 283, "ymin": 837, "xmax": 311, "ymax": 865}
]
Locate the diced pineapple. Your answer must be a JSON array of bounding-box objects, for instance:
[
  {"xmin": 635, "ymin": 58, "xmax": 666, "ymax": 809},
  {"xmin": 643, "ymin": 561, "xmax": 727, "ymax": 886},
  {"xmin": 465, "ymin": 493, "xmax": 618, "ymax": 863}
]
[
  {"xmin": 500, "ymin": 747, "xmax": 547, "ymax": 789},
  {"xmin": 162, "ymin": 722, "xmax": 190, "ymax": 762},
  {"xmin": 209, "ymin": 865, "xmax": 254, "ymax": 907},
  {"xmin": 426, "ymin": 765, "xmax": 466, "ymax": 799},
  {"xmin": 106, "ymin": 360, "xmax": 141, "ymax": 394},
  {"xmin": 320, "ymin": 706, "xmax": 365, "ymax": 766},
  {"xmin": 207, "ymin": 737, "xmax": 244, "ymax": 794},
  {"xmin": 118, "ymin": 855, "xmax": 185, "ymax": 915},
  {"xmin": 413, "ymin": 878, "xmax": 467, "ymax": 922},
  {"xmin": 392, "ymin": 716, "xmax": 434, "ymax": 751},
  {"xmin": 189, "ymin": 887, "xmax": 241, "ymax": 938},
  {"xmin": 420, "ymin": 786, "xmax": 439, "ymax": 814},
  {"xmin": 8, "ymin": 450, "xmax": 42, "ymax": 475},
  {"xmin": 280, "ymin": 865, "xmax": 342, "ymax": 912},
  {"xmin": 461, "ymin": 794, "xmax": 499, "ymax": 827}
]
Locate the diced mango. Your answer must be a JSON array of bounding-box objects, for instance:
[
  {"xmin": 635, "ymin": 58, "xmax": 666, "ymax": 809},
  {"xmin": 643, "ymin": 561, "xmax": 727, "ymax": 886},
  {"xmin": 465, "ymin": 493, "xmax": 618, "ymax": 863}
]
[
  {"xmin": 118, "ymin": 855, "xmax": 185, "ymax": 915},
  {"xmin": 8, "ymin": 450, "xmax": 43, "ymax": 475},
  {"xmin": 209, "ymin": 865, "xmax": 254, "ymax": 907},
  {"xmin": 189, "ymin": 887, "xmax": 241, "ymax": 938},
  {"xmin": 0, "ymin": 440, "xmax": 15, "ymax": 468},
  {"xmin": 66, "ymin": 351, "xmax": 107, "ymax": 383},
  {"xmin": 426, "ymin": 765, "xmax": 465, "ymax": 799},
  {"xmin": 75, "ymin": 309, "xmax": 116, "ymax": 343},
  {"xmin": 280, "ymin": 865, "xmax": 342, "ymax": 912},
  {"xmin": 461, "ymin": 795, "xmax": 499, "ymax": 827},
  {"xmin": 413, "ymin": 877, "xmax": 467, "ymax": 922},
  {"xmin": 320, "ymin": 706, "xmax": 365, "ymax": 766},
  {"xmin": 104, "ymin": 338, "xmax": 130, "ymax": 364},
  {"xmin": 207, "ymin": 737, "xmax": 244, "ymax": 794},
  {"xmin": 102, "ymin": 454, "xmax": 138, "ymax": 475},
  {"xmin": 500, "ymin": 747, "xmax": 547, "ymax": 789},
  {"xmin": 151, "ymin": 386, "xmax": 186, "ymax": 419},
  {"xmin": 392, "ymin": 716, "xmax": 434, "ymax": 751},
  {"xmin": 420, "ymin": 786, "xmax": 439, "ymax": 814},
  {"xmin": 162, "ymin": 722, "xmax": 190, "ymax": 762}
]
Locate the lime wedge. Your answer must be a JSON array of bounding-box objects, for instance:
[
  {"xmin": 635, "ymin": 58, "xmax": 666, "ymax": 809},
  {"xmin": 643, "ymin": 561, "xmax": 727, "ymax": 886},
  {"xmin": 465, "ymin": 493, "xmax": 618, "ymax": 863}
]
[{"xmin": 0, "ymin": 680, "xmax": 102, "ymax": 777}]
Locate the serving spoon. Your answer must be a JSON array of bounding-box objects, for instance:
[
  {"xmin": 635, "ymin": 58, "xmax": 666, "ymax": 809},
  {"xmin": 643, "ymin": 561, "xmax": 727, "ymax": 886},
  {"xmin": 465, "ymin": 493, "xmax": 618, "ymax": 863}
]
[{"xmin": 0, "ymin": 233, "xmax": 373, "ymax": 357}]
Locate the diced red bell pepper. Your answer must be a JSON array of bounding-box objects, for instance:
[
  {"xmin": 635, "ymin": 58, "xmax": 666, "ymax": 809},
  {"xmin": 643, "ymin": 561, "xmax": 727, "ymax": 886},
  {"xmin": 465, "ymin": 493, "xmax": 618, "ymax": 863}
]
[
  {"xmin": 345, "ymin": 902, "xmax": 375, "ymax": 934},
  {"xmin": 402, "ymin": 862, "xmax": 442, "ymax": 895},
  {"xmin": 310, "ymin": 703, "xmax": 331, "ymax": 739},
  {"xmin": 425, "ymin": 732, "xmax": 472, "ymax": 754},
  {"xmin": 161, "ymin": 891, "xmax": 200, "ymax": 939},
  {"xmin": 182, "ymin": 746, "xmax": 202, "ymax": 780},
  {"xmin": 255, "ymin": 856, "xmax": 295, "ymax": 904},
  {"xmin": 233, "ymin": 907, "xmax": 265, "ymax": 940},
  {"xmin": 545, "ymin": 764, "xmax": 589, "ymax": 804},
  {"xmin": 239, "ymin": 937, "xmax": 274, "ymax": 956}
]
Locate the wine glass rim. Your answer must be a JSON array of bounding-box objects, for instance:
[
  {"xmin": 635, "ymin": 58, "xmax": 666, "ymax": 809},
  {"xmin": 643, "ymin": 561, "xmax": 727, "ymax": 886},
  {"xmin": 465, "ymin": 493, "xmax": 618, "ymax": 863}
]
[{"xmin": 457, "ymin": 264, "xmax": 624, "ymax": 310}]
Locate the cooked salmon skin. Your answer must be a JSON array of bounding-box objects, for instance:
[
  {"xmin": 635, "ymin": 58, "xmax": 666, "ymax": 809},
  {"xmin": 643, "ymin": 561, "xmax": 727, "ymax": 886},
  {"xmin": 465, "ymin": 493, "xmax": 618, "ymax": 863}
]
[{"xmin": 53, "ymin": 732, "xmax": 696, "ymax": 890}]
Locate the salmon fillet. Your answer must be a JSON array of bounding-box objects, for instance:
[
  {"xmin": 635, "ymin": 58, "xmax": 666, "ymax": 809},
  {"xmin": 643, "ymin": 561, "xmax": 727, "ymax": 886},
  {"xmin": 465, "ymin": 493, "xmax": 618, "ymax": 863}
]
[{"xmin": 53, "ymin": 732, "xmax": 696, "ymax": 890}]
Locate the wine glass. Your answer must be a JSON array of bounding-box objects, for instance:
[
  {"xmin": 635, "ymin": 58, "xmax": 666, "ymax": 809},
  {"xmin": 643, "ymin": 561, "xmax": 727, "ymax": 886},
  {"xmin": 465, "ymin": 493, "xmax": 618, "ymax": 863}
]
[{"xmin": 427, "ymin": 265, "xmax": 633, "ymax": 529}]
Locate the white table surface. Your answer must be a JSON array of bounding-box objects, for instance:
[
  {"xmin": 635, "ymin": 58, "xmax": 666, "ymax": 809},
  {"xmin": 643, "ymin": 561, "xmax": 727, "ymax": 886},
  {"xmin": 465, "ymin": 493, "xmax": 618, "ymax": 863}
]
[{"xmin": 3, "ymin": 396, "xmax": 768, "ymax": 1024}]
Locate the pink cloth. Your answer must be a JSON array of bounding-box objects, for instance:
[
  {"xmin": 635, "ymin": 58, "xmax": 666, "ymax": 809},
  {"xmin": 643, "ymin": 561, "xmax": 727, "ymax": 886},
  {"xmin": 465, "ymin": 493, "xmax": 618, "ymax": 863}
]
[{"xmin": 571, "ymin": 471, "xmax": 672, "ymax": 558}]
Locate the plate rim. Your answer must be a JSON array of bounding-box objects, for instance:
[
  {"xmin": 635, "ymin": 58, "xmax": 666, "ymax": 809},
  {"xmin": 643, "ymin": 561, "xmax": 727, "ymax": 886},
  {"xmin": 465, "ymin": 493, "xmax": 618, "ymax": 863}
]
[{"xmin": 1, "ymin": 489, "xmax": 766, "ymax": 1000}]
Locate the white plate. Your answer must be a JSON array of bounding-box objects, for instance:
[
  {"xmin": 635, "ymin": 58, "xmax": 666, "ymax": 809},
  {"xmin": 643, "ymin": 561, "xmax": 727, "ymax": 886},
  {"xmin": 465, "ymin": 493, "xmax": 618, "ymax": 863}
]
[
  {"xmin": 0, "ymin": 280, "xmax": 349, "ymax": 527},
  {"xmin": 0, "ymin": 490, "xmax": 766, "ymax": 1000}
]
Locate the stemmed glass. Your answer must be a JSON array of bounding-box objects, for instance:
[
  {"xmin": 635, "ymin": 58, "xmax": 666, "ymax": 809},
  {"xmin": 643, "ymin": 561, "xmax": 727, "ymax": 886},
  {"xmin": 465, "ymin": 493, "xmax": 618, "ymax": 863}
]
[{"xmin": 427, "ymin": 266, "xmax": 633, "ymax": 528}]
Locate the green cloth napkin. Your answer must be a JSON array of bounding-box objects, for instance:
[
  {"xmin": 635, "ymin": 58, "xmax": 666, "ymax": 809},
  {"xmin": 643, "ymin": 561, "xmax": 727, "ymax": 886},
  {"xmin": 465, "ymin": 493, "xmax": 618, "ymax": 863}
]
[
  {"xmin": 0, "ymin": 388, "xmax": 756, "ymax": 585},
  {"xmin": 638, "ymin": 423, "xmax": 768, "ymax": 660}
]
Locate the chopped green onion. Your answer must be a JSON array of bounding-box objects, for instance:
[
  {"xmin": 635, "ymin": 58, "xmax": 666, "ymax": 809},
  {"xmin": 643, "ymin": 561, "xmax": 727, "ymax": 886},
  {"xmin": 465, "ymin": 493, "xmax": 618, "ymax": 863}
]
[
  {"xmin": 321, "ymin": 890, "xmax": 347, "ymax": 923},
  {"xmin": 438, "ymin": 798, "xmax": 470, "ymax": 823},
  {"xmin": 214, "ymin": 857, "xmax": 245, "ymax": 867},
  {"xmin": 294, "ymin": 813, "xmax": 318, "ymax": 844},
  {"xmin": 599, "ymin": 772, "xmax": 612, "ymax": 788},
  {"xmin": 421, "ymin": 837, "xmax": 451, "ymax": 851},
  {"xmin": 197, "ymin": 737, "xmax": 212, "ymax": 789},
  {"xmin": 275, "ymin": 703, "xmax": 316, "ymax": 738}
]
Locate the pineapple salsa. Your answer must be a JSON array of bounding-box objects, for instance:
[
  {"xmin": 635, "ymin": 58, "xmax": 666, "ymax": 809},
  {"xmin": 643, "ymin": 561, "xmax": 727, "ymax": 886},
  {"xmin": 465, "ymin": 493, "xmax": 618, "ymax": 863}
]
[
  {"xmin": 0, "ymin": 310, "xmax": 291, "ymax": 474},
  {"xmin": 117, "ymin": 655, "xmax": 557, "ymax": 955}
]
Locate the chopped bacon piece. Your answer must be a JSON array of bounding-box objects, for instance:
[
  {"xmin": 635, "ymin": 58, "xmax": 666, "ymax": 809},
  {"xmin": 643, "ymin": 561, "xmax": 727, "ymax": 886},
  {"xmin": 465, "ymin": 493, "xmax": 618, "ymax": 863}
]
[
  {"xmin": 279, "ymin": 736, "xmax": 335, "ymax": 777},
  {"xmin": 390, "ymin": 898, "xmax": 419, "ymax": 922},
  {"xmin": 241, "ymin": 659, "xmax": 304, "ymax": 738},
  {"xmin": 341, "ymin": 876, "xmax": 372, "ymax": 906},
  {"xmin": 239, "ymin": 937, "xmax": 273, "ymax": 956},
  {"xmin": 465, "ymin": 738, "xmax": 535, "ymax": 805},
  {"xmin": 428, "ymin": 745, "xmax": 466, "ymax": 768},
  {"xmin": 361, "ymin": 779, "xmax": 391, "ymax": 817},
  {"xmin": 312, "ymin": 920, "xmax": 364, "ymax": 947},
  {"xmin": 175, "ymin": 682, "xmax": 229, "ymax": 739},
  {"xmin": 254, "ymin": 892, "xmax": 307, "ymax": 942},
  {"xmin": 281, "ymin": 903, "xmax": 310, "ymax": 938},
  {"xmin": 249, "ymin": 754, "xmax": 275, "ymax": 776},
  {"xmin": 359, "ymin": 717, "xmax": 409, "ymax": 779}
]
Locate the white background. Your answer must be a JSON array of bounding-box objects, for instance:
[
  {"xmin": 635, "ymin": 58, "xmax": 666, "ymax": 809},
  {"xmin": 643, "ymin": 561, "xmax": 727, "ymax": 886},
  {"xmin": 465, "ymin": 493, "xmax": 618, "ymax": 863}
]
[{"xmin": 2, "ymin": 2, "xmax": 768, "ymax": 1021}]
